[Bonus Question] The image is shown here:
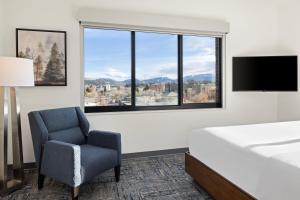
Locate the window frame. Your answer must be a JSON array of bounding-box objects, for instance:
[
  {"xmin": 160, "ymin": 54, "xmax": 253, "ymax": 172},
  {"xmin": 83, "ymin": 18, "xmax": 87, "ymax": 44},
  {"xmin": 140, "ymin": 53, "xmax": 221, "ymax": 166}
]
[{"xmin": 83, "ymin": 27, "xmax": 223, "ymax": 113}]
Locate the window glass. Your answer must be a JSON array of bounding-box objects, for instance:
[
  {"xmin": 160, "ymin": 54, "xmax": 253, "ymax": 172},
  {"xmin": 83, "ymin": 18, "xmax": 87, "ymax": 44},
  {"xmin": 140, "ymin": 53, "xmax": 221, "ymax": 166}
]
[
  {"xmin": 135, "ymin": 32, "xmax": 178, "ymax": 106},
  {"xmin": 183, "ymin": 36, "xmax": 217, "ymax": 104},
  {"xmin": 84, "ymin": 28, "xmax": 132, "ymax": 106}
]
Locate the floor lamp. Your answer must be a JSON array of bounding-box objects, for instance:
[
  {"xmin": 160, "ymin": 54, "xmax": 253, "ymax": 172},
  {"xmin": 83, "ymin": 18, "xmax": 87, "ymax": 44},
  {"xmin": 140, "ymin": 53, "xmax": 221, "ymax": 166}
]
[{"xmin": 0, "ymin": 57, "xmax": 34, "ymax": 195}]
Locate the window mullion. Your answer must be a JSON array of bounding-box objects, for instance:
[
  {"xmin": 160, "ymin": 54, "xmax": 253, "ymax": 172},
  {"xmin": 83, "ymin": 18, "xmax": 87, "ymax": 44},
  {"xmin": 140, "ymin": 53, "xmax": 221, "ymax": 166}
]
[
  {"xmin": 131, "ymin": 31, "xmax": 136, "ymax": 107},
  {"xmin": 216, "ymin": 37, "xmax": 222, "ymax": 106},
  {"xmin": 178, "ymin": 35, "xmax": 183, "ymax": 106}
]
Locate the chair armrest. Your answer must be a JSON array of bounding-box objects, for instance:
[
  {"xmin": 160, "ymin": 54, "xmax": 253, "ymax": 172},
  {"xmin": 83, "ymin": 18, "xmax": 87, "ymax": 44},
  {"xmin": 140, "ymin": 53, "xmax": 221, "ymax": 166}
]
[
  {"xmin": 87, "ymin": 130, "xmax": 122, "ymax": 165},
  {"xmin": 40, "ymin": 140, "xmax": 82, "ymax": 187},
  {"xmin": 28, "ymin": 112, "xmax": 49, "ymax": 164}
]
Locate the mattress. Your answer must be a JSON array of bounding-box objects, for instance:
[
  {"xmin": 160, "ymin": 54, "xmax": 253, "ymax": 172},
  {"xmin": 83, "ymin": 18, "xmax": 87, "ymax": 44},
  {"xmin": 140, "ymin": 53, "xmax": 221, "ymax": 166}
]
[{"xmin": 188, "ymin": 121, "xmax": 300, "ymax": 200}]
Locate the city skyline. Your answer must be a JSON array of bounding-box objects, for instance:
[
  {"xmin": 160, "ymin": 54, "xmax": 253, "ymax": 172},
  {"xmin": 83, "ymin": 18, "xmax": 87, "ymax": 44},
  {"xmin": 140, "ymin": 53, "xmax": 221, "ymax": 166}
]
[{"xmin": 84, "ymin": 73, "xmax": 215, "ymax": 84}]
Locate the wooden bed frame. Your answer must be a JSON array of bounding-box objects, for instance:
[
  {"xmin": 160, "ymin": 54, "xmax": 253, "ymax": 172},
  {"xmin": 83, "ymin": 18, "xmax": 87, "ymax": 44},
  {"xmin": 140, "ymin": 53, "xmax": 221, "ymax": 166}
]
[{"xmin": 185, "ymin": 152, "xmax": 256, "ymax": 200}]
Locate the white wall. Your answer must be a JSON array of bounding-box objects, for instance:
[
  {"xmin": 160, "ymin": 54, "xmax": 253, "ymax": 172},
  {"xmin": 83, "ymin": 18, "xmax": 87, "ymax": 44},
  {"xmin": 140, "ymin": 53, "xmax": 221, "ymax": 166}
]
[
  {"xmin": 0, "ymin": 0, "xmax": 4, "ymax": 55},
  {"xmin": 1, "ymin": 0, "xmax": 280, "ymax": 163},
  {"xmin": 277, "ymin": 0, "xmax": 300, "ymax": 121}
]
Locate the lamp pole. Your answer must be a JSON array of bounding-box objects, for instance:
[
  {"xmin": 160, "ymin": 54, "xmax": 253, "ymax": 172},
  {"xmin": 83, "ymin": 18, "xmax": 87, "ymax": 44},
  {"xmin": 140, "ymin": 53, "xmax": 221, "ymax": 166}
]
[
  {"xmin": 10, "ymin": 87, "xmax": 24, "ymax": 181},
  {"xmin": 0, "ymin": 86, "xmax": 9, "ymax": 193},
  {"xmin": 0, "ymin": 87, "xmax": 24, "ymax": 195}
]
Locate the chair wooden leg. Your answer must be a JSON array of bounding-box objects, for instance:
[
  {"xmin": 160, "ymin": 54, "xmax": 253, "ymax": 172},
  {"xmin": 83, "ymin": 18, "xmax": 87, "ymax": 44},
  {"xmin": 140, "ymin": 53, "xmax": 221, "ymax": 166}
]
[
  {"xmin": 71, "ymin": 186, "xmax": 80, "ymax": 200},
  {"xmin": 114, "ymin": 165, "xmax": 120, "ymax": 182},
  {"xmin": 38, "ymin": 145, "xmax": 45, "ymax": 190},
  {"xmin": 38, "ymin": 174, "xmax": 45, "ymax": 190}
]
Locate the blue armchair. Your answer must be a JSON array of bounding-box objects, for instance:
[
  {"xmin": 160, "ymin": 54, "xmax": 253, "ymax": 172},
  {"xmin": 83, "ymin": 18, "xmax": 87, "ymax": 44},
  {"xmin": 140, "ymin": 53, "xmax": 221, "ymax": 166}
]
[{"xmin": 28, "ymin": 107, "xmax": 121, "ymax": 199}]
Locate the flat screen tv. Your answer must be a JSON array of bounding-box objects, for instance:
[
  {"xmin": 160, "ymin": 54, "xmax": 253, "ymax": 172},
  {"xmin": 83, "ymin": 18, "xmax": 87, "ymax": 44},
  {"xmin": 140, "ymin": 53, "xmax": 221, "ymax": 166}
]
[{"xmin": 233, "ymin": 56, "xmax": 298, "ymax": 91}]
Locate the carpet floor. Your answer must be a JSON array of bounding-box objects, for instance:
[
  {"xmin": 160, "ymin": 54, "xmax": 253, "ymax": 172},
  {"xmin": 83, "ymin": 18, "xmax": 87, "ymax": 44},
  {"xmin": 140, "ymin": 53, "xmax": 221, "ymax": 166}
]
[{"xmin": 3, "ymin": 153, "xmax": 212, "ymax": 200}]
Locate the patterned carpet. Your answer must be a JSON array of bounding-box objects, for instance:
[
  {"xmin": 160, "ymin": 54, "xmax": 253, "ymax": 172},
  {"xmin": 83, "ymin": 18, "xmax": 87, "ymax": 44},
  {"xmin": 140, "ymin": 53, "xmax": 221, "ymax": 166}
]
[{"xmin": 3, "ymin": 153, "xmax": 212, "ymax": 200}]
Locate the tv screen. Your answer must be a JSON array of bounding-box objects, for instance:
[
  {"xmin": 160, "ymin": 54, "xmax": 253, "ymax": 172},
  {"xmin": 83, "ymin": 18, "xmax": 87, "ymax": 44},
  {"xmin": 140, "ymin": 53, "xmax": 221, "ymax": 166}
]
[{"xmin": 233, "ymin": 56, "xmax": 298, "ymax": 91}]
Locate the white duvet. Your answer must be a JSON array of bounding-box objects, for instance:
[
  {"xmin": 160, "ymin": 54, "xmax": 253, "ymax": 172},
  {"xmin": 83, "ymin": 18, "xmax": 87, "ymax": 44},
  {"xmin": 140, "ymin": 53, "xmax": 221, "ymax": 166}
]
[{"xmin": 188, "ymin": 121, "xmax": 300, "ymax": 200}]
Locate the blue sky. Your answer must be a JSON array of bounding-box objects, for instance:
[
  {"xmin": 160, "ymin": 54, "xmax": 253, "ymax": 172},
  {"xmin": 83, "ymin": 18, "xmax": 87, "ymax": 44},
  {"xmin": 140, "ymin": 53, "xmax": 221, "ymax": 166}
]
[{"xmin": 84, "ymin": 28, "xmax": 216, "ymax": 81}]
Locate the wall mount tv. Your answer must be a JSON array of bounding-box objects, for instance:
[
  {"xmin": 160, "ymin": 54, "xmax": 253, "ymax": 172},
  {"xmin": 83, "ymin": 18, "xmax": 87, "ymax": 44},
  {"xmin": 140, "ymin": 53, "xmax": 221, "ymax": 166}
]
[{"xmin": 233, "ymin": 56, "xmax": 298, "ymax": 91}]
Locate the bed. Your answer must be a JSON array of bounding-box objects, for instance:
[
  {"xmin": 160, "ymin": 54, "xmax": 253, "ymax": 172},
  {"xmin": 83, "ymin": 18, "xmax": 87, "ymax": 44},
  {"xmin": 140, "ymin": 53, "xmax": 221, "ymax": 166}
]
[{"xmin": 186, "ymin": 121, "xmax": 300, "ymax": 200}]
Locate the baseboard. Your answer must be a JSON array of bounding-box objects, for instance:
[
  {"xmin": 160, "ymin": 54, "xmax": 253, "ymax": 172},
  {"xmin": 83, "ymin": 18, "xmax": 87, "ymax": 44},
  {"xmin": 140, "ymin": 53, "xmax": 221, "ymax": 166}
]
[
  {"xmin": 123, "ymin": 147, "xmax": 188, "ymax": 159},
  {"xmin": 12, "ymin": 147, "xmax": 189, "ymax": 170}
]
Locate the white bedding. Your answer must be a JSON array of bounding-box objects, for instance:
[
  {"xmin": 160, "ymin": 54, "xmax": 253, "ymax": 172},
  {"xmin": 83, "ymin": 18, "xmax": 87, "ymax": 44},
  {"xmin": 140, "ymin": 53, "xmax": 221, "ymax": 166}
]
[{"xmin": 188, "ymin": 121, "xmax": 300, "ymax": 200}]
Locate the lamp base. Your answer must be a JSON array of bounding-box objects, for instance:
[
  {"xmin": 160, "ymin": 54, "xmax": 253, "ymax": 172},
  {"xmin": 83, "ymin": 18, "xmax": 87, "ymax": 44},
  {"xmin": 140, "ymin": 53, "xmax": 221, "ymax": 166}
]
[
  {"xmin": 0, "ymin": 179, "xmax": 23, "ymax": 196},
  {"xmin": 0, "ymin": 87, "xmax": 24, "ymax": 196}
]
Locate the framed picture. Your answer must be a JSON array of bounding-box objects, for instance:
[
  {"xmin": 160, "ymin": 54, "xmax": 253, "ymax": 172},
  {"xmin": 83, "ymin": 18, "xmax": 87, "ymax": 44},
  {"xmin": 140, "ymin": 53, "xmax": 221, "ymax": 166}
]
[{"xmin": 16, "ymin": 28, "xmax": 67, "ymax": 86}]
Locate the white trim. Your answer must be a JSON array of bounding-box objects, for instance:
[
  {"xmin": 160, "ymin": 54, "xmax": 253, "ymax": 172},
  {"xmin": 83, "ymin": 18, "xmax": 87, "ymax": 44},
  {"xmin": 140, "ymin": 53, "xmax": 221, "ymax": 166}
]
[
  {"xmin": 81, "ymin": 22, "xmax": 226, "ymax": 38},
  {"xmin": 78, "ymin": 9, "xmax": 229, "ymax": 35},
  {"xmin": 81, "ymin": 22, "xmax": 225, "ymax": 38},
  {"xmin": 80, "ymin": 25, "xmax": 85, "ymax": 110},
  {"xmin": 222, "ymin": 34, "xmax": 227, "ymax": 110}
]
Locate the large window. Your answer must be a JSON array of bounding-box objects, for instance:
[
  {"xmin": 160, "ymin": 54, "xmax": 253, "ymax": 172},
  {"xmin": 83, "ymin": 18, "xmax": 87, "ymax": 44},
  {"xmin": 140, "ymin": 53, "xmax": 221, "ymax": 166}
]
[{"xmin": 84, "ymin": 27, "xmax": 222, "ymax": 113}]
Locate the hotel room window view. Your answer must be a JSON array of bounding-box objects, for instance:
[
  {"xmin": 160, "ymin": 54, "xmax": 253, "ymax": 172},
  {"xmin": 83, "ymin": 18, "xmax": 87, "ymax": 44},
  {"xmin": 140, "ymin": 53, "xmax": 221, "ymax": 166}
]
[
  {"xmin": 0, "ymin": 0, "xmax": 299, "ymax": 200},
  {"xmin": 84, "ymin": 28, "xmax": 222, "ymax": 112}
]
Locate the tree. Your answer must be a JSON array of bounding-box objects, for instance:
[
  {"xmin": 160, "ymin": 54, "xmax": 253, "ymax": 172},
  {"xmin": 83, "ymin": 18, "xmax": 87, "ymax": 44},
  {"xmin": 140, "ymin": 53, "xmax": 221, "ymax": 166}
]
[
  {"xmin": 43, "ymin": 43, "xmax": 65, "ymax": 84},
  {"xmin": 34, "ymin": 42, "xmax": 45, "ymax": 82},
  {"xmin": 38, "ymin": 42, "xmax": 44, "ymax": 54},
  {"xmin": 34, "ymin": 55, "xmax": 43, "ymax": 81},
  {"xmin": 18, "ymin": 51, "xmax": 26, "ymax": 58},
  {"xmin": 25, "ymin": 47, "xmax": 32, "ymax": 59},
  {"xmin": 144, "ymin": 84, "xmax": 150, "ymax": 91}
]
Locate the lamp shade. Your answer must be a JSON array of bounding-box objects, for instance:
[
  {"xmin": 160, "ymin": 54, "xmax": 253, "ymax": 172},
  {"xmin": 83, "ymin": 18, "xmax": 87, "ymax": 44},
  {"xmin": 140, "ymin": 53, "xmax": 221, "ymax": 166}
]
[{"xmin": 0, "ymin": 57, "xmax": 34, "ymax": 87}]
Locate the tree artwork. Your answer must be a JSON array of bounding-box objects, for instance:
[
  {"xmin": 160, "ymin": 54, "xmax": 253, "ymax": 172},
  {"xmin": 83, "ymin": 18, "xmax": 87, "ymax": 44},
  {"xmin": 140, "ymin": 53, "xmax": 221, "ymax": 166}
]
[
  {"xmin": 17, "ymin": 29, "xmax": 66, "ymax": 86},
  {"xmin": 43, "ymin": 43, "xmax": 65, "ymax": 83}
]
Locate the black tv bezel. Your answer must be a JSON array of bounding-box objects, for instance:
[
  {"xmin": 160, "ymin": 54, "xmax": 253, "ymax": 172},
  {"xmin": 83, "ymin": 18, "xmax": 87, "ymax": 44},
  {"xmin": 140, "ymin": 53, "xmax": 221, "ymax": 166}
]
[{"xmin": 232, "ymin": 55, "xmax": 298, "ymax": 92}]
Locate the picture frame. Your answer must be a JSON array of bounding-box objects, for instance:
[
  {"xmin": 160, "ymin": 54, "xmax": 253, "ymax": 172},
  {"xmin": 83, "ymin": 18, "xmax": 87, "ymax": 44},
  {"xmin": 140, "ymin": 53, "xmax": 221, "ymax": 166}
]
[{"xmin": 16, "ymin": 28, "xmax": 67, "ymax": 86}]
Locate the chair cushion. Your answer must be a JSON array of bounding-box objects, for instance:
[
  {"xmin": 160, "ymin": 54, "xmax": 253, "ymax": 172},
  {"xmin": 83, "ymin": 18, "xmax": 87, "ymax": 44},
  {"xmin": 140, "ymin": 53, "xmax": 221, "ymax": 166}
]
[
  {"xmin": 80, "ymin": 145, "xmax": 118, "ymax": 183},
  {"xmin": 49, "ymin": 127, "xmax": 86, "ymax": 145},
  {"xmin": 40, "ymin": 107, "xmax": 79, "ymax": 132}
]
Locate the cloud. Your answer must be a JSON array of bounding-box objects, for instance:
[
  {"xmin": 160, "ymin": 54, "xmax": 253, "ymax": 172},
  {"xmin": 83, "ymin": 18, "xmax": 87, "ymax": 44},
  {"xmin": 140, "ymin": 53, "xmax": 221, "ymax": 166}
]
[
  {"xmin": 136, "ymin": 52, "xmax": 216, "ymax": 80},
  {"xmin": 85, "ymin": 67, "xmax": 130, "ymax": 81},
  {"xmin": 84, "ymin": 28, "xmax": 130, "ymax": 40},
  {"xmin": 158, "ymin": 64, "xmax": 178, "ymax": 74},
  {"xmin": 183, "ymin": 54, "xmax": 216, "ymax": 76},
  {"xmin": 183, "ymin": 62, "xmax": 215, "ymax": 76},
  {"xmin": 184, "ymin": 36, "xmax": 215, "ymax": 52},
  {"xmin": 202, "ymin": 47, "xmax": 216, "ymax": 55},
  {"xmin": 103, "ymin": 68, "xmax": 130, "ymax": 80},
  {"xmin": 155, "ymin": 63, "xmax": 178, "ymax": 79},
  {"xmin": 140, "ymin": 56, "xmax": 215, "ymax": 79},
  {"xmin": 181, "ymin": 37, "xmax": 216, "ymax": 76},
  {"xmin": 136, "ymin": 62, "xmax": 178, "ymax": 80}
]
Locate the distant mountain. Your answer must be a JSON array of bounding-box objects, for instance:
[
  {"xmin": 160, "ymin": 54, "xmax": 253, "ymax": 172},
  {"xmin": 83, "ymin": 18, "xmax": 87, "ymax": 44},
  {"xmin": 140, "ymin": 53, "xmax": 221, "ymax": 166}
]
[
  {"xmin": 119, "ymin": 77, "xmax": 176, "ymax": 84},
  {"xmin": 140, "ymin": 77, "xmax": 176, "ymax": 84},
  {"xmin": 121, "ymin": 79, "xmax": 145, "ymax": 85},
  {"xmin": 85, "ymin": 77, "xmax": 175, "ymax": 86},
  {"xmin": 85, "ymin": 78, "xmax": 119, "ymax": 86},
  {"xmin": 183, "ymin": 74, "xmax": 214, "ymax": 82},
  {"xmin": 85, "ymin": 74, "xmax": 214, "ymax": 86},
  {"xmin": 121, "ymin": 79, "xmax": 132, "ymax": 85}
]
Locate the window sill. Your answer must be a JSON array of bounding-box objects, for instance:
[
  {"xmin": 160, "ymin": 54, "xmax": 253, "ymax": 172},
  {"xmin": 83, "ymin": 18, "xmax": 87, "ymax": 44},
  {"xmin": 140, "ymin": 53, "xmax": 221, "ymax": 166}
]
[{"xmin": 84, "ymin": 103, "xmax": 223, "ymax": 116}]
